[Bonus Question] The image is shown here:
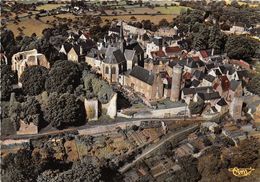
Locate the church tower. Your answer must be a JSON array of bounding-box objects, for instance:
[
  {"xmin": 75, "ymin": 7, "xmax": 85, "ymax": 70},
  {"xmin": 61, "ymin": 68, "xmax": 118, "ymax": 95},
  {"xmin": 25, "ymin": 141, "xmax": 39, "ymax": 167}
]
[{"xmin": 119, "ymin": 21, "xmax": 125, "ymax": 53}]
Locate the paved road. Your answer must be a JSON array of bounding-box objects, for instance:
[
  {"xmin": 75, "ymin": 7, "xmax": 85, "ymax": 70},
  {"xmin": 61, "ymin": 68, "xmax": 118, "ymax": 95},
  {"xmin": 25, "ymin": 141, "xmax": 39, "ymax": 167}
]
[
  {"xmin": 1, "ymin": 117, "xmax": 204, "ymax": 141},
  {"xmin": 119, "ymin": 124, "xmax": 199, "ymax": 173}
]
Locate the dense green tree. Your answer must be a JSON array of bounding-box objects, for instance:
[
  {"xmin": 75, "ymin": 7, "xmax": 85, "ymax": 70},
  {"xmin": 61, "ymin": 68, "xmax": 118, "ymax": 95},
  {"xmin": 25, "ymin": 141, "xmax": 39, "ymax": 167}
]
[
  {"xmin": 208, "ymin": 25, "xmax": 226, "ymax": 54},
  {"xmin": 1, "ymin": 149, "xmax": 59, "ymax": 182},
  {"xmin": 158, "ymin": 18, "xmax": 169, "ymax": 27},
  {"xmin": 225, "ymin": 35, "xmax": 257, "ymax": 62},
  {"xmin": 247, "ymin": 75, "xmax": 260, "ymax": 95},
  {"xmin": 1, "ymin": 65, "xmax": 16, "ymax": 101},
  {"xmin": 37, "ymin": 157, "xmax": 103, "ymax": 182},
  {"xmin": 83, "ymin": 73, "xmax": 114, "ymax": 104},
  {"xmin": 20, "ymin": 65, "xmax": 48, "ymax": 96},
  {"xmin": 20, "ymin": 96, "xmax": 44, "ymax": 127},
  {"xmin": 192, "ymin": 25, "xmax": 209, "ymax": 50},
  {"xmin": 45, "ymin": 60, "xmax": 81, "ymax": 94},
  {"xmin": 189, "ymin": 97, "xmax": 205, "ymax": 115},
  {"xmin": 45, "ymin": 92, "xmax": 85, "ymax": 129}
]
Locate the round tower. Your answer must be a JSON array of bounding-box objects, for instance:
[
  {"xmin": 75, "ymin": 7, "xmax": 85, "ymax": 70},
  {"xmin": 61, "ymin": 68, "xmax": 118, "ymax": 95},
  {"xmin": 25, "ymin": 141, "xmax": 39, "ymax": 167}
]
[{"xmin": 170, "ymin": 65, "xmax": 183, "ymax": 102}]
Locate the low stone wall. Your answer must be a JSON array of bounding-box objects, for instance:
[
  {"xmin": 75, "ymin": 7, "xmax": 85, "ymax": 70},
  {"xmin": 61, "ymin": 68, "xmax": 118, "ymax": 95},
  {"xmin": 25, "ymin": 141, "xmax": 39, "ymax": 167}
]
[
  {"xmin": 133, "ymin": 106, "xmax": 189, "ymax": 119},
  {"xmin": 102, "ymin": 93, "xmax": 117, "ymax": 119}
]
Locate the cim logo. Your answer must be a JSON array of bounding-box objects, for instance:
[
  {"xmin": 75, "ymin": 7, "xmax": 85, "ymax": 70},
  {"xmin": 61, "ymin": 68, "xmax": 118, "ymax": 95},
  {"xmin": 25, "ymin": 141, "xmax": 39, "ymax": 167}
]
[{"xmin": 228, "ymin": 167, "xmax": 255, "ymax": 177}]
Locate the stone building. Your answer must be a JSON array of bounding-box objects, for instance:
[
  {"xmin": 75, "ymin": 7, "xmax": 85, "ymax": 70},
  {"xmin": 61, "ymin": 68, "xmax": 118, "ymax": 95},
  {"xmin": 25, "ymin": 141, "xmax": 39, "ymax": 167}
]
[
  {"xmin": 155, "ymin": 27, "xmax": 177, "ymax": 38},
  {"xmin": 11, "ymin": 49, "xmax": 50, "ymax": 80},
  {"xmin": 17, "ymin": 120, "xmax": 38, "ymax": 135},
  {"xmin": 101, "ymin": 47, "xmax": 126, "ymax": 84},
  {"xmin": 125, "ymin": 66, "xmax": 163, "ymax": 101}
]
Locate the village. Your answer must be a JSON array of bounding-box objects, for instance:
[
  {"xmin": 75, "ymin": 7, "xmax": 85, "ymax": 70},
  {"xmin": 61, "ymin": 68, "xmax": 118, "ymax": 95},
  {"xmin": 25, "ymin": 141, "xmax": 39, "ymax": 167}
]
[{"xmin": 1, "ymin": 0, "xmax": 260, "ymax": 182}]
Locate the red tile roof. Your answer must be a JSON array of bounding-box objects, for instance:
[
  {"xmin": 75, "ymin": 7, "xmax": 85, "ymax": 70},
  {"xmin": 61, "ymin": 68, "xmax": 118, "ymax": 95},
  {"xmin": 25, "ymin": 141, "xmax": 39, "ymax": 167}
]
[
  {"xmin": 151, "ymin": 50, "xmax": 166, "ymax": 58},
  {"xmin": 200, "ymin": 50, "xmax": 208, "ymax": 58},
  {"xmin": 192, "ymin": 56, "xmax": 200, "ymax": 61},
  {"xmin": 165, "ymin": 46, "xmax": 181, "ymax": 53}
]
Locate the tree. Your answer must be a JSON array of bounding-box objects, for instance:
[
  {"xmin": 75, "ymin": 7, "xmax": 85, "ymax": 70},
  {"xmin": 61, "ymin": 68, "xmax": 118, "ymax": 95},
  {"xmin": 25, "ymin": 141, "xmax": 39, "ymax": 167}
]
[
  {"xmin": 158, "ymin": 18, "xmax": 169, "ymax": 27},
  {"xmin": 37, "ymin": 157, "xmax": 103, "ymax": 182},
  {"xmin": 208, "ymin": 25, "xmax": 225, "ymax": 53},
  {"xmin": 83, "ymin": 73, "xmax": 114, "ymax": 104},
  {"xmin": 192, "ymin": 25, "xmax": 209, "ymax": 50},
  {"xmin": 20, "ymin": 96, "xmax": 44, "ymax": 127},
  {"xmin": 45, "ymin": 92, "xmax": 85, "ymax": 129},
  {"xmin": 1, "ymin": 149, "xmax": 59, "ymax": 182},
  {"xmin": 1, "ymin": 65, "xmax": 16, "ymax": 101},
  {"xmin": 189, "ymin": 97, "xmax": 205, "ymax": 115},
  {"xmin": 45, "ymin": 60, "xmax": 81, "ymax": 94},
  {"xmin": 20, "ymin": 65, "xmax": 48, "ymax": 96},
  {"xmin": 247, "ymin": 75, "xmax": 260, "ymax": 95},
  {"xmin": 225, "ymin": 35, "xmax": 257, "ymax": 62}
]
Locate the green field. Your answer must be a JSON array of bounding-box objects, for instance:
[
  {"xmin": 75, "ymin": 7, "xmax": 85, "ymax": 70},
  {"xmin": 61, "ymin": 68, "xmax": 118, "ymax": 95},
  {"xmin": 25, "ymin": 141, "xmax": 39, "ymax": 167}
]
[{"xmin": 154, "ymin": 6, "xmax": 189, "ymax": 15}]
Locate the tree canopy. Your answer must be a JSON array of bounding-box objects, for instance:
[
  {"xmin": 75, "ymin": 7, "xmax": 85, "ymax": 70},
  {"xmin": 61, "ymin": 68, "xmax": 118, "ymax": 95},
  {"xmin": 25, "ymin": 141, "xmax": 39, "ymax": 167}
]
[
  {"xmin": 83, "ymin": 72, "xmax": 114, "ymax": 104},
  {"xmin": 45, "ymin": 92, "xmax": 85, "ymax": 129},
  {"xmin": 225, "ymin": 35, "xmax": 258, "ymax": 62},
  {"xmin": 45, "ymin": 60, "xmax": 81, "ymax": 94},
  {"xmin": 1, "ymin": 65, "xmax": 16, "ymax": 101},
  {"xmin": 20, "ymin": 65, "xmax": 48, "ymax": 96},
  {"xmin": 189, "ymin": 97, "xmax": 205, "ymax": 115}
]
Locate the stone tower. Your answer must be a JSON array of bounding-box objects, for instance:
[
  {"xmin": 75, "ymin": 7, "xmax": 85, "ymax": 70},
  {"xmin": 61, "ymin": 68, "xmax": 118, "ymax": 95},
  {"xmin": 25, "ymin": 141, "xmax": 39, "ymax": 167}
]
[
  {"xmin": 170, "ymin": 65, "xmax": 183, "ymax": 102},
  {"xmin": 229, "ymin": 97, "xmax": 243, "ymax": 121},
  {"xmin": 119, "ymin": 21, "xmax": 125, "ymax": 53}
]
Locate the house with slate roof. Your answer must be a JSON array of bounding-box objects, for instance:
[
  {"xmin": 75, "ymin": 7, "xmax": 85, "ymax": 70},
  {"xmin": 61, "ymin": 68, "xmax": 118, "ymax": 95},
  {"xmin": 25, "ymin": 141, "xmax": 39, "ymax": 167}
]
[
  {"xmin": 201, "ymin": 74, "xmax": 217, "ymax": 87},
  {"xmin": 194, "ymin": 91, "xmax": 221, "ymax": 104},
  {"xmin": 215, "ymin": 98, "xmax": 228, "ymax": 114},
  {"xmin": 181, "ymin": 86, "xmax": 213, "ymax": 104},
  {"xmin": 124, "ymin": 66, "xmax": 163, "ymax": 101}
]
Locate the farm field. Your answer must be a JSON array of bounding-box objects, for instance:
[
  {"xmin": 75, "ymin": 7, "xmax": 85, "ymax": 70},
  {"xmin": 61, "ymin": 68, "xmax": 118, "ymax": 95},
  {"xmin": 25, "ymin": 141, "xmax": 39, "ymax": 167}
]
[
  {"xmin": 154, "ymin": 6, "xmax": 189, "ymax": 15},
  {"xmin": 6, "ymin": 18, "xmax": 52, "ymax": 37},
  {"xmin": 36, "ymin": 3, "xmax": 66, "ymax": 11},
  {"xmin": 101, "ymin": 14, "xmax": 175, "ymax": 24}
]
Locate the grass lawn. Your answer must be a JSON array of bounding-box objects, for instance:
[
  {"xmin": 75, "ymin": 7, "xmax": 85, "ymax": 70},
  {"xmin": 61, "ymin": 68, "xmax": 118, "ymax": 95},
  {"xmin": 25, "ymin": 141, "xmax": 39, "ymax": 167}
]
[
  {"xmin": 36, "ymin": 4, "xmax": 66, "ymax": 11},
  {"xmin": 101, "ymin": 14, "xmax": 175, "ymax": 24},
  {"xmin": 154, "ymin": 6, "xmax": 189, "ymax": 15}
]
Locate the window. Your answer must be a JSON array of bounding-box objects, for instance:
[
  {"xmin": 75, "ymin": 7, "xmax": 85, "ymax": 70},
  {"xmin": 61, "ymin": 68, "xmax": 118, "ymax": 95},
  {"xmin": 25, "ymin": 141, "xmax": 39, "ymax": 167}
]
[{"xmin": 105, "ymin": 66, "xmax": 109, "ymax": 74}]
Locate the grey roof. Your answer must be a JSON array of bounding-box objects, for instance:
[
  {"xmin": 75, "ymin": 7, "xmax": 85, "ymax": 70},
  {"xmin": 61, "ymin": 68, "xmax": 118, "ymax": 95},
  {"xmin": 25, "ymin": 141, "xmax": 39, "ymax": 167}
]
[
  {"xmin": 104, "ymin": 47, "xmax": 126, "ymax": 64},
  {"xmin": 230, "ymin": 80, "xmax": 241, "ymax": 91},
  {"xmin": 204, "ymin": 75, "xmax": 216, "ymax": 82},
  {"xmin": 205, "ymin": 63, "xmax": 215, "ymax": 71},
  {"xmin": 191, "ymin": 79, "xmax": 200, "ymax": 87},
  {"xmin": 193, "ymin": 70, "xmax": 205, "ymax": 80},
  {"xmin": 211, "ymin": 106, "xmax": 218, "ymax": 113},
  {"xmin": 182, "ymin": 86, "xmax": 213, "ymax": 95},
  {"xmin": 109, "ymin": 26, "xmax": 120, "ymax": 34},
  {"xmin": 182, "ymin": 58, "xmax": 205, "ymax": 68},
  {"xmin": 217, "ymin": 98, "xmax": 227, "ymax": 106},
  {"xmin": 129, "ymin": 66, "xmax": 155, "ymax": 85},
  {"xmin": 126, "ymin": 42, "xmax": 144, "ymax": 54},
  {"xmin": 197, "ymin": 92, "xmax": 221, "ymax": 101},
  {"xmin": 124, "ymin": 49, "xmax": 136, "ymax": 61}
]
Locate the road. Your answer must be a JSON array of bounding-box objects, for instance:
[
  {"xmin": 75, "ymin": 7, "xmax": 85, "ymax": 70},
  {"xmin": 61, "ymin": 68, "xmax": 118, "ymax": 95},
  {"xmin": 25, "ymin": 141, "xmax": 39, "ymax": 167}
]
[
  {"xmin": 1, "ymin": 117, "xmax": 204, "ymax": 141},
  {"xmin": 119, "ymin": 124, "xmax": 199, "ymax": 173}
]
